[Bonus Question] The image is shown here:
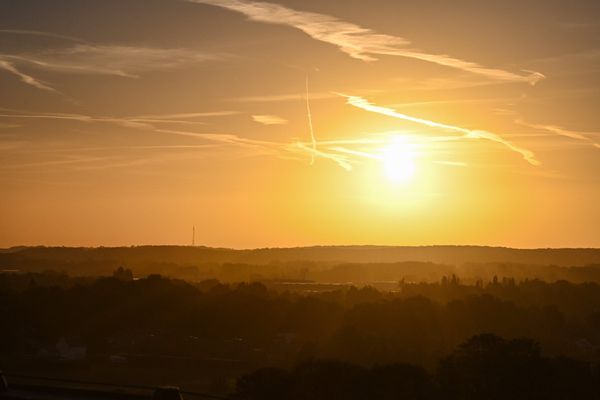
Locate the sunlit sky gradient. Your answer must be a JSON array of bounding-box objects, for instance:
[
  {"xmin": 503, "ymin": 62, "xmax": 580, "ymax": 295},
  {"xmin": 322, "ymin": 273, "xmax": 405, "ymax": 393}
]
[{"xmin": 1, "ymin": 0, "xmax": 599, "ymax": 248}]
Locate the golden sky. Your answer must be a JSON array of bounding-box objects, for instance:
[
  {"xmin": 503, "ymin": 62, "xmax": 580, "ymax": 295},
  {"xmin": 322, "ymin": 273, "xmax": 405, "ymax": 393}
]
[{"xmin": 1, "ymin": 0, "xmax": 599, "ymax": 248}]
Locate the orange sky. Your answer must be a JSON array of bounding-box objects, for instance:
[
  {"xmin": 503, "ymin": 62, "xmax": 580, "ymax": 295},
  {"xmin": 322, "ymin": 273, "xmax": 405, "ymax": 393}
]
[{"xmin": 1, "ymin": 0, "xmax": 599, "ymax": 248}]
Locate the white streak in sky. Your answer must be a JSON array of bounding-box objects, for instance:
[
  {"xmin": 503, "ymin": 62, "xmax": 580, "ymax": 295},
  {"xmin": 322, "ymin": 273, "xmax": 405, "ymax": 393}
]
[
  {"xmin": 0, "ymin": 45, "xmax": 222, "ymax": 92},
  {"xmin": 305, "ymin": 76, "xmax": 317, "ymax": 164},
  {"xmin": 189, "ymin": 0, "xmax": 544, "ymax": 84},
  {"xmin": 293, "ymin": 142, "xmax": 352, "ymax": 171},
  {"xmin": 516, "ymin": 120, "xmax": 600, "ymax": 149},
  {"xmin": 234, "ymin": 92, "xmax": 335, "ymax": 103},
  {"xmin": 252, "ymin": 114, "xmax": 288, "ymax": 125},
  {"xmin": 0, "ymin": 29, "xmax": 85, "ymax": 43},
  {"xmin": 135, "ymin": 111, "xmax": 238, "ymax": 119},
  {"xmin": 0, "ymin": 59, "xmax": 58, "ymax": 92},
  {"xmin": 343, "ymin": 94, "xmax": 540, "ymax": 166},
  {"xmin": 0, "ymin": 109, "xmax": 239, "ymax": 129}
]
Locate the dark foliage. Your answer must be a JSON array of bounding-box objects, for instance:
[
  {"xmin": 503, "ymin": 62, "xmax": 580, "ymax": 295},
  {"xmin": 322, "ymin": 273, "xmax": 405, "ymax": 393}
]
[
  {"xmin": 235, "ymin": 335, "xmax": 600, "ymax": 399},
  {"xmin": 1, "ymin": 271, "xmax": 600, "ymax": 397}
]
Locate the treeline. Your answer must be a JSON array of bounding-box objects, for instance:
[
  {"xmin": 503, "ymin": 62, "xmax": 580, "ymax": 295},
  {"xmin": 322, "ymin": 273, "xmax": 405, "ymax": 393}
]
[
  {"xmin": 234, "ymin": 334, "xmax": 599, "ymax": 399},
  {"xmin": 2, "ymin": 272, "xmax": 600, "ymax": 396},
  {"xmin": 3, "ymin": 246, "xmax": 600, "ymax": 284},
  {"xmin": 1, "ymin": 272, "xmax": 599, "ymax": 367}
]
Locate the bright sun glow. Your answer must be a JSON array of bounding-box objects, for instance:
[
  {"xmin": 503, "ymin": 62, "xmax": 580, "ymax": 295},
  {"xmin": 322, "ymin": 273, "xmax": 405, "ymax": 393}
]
[{"xmin": 381, "ymin": 138, "xmax": 416, "ymax": 184}]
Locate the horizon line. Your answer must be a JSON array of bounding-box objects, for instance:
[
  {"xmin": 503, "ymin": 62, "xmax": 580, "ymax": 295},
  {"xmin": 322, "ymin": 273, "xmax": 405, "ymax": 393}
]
[{"xmin": 2, "ymin": 244, "xmax": 600, "ymax": 251}]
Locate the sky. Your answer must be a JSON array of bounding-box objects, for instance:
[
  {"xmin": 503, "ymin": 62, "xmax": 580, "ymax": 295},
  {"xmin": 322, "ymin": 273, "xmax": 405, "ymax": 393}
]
[{"xmin": 1, "ymin": 0, "xmax": 599, "ymax": 248}]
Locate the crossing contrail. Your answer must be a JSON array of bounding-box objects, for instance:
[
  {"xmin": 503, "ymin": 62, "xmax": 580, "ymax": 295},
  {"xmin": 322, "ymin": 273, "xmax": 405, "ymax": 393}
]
[
  {"xmin": 306, "ymin": 76, "xmax": 317, "ymax": 164},
  {"xmin": 343, "ymin": 94, "xmax": 540, "ymax": 166}
]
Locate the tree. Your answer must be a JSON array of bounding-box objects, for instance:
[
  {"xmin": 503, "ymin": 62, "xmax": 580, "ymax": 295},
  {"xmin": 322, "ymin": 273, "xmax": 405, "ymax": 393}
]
[
  {"xmin": 113, "ymin": 266, "xmax": 133, "ymax": 281},
  {"xmin": 438, "ymin": 334, "xmax": 546, "ymax": 400}
]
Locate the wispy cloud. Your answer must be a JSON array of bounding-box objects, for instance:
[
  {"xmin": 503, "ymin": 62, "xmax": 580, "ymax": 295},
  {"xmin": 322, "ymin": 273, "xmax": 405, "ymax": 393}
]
[
  {"xmin": 7, "ymin": 144, "xmax": 221, "ymax": 156},
  {"xmin": 389, "ymin": 95, "xmax": 518, "ymax": 109},
  {"xmin": 305, "ymin": 77, "xmax": 317, "ymax": 164},
  {"xmin": 234, "ymin": 91, "xmax": 335, "ymax": 103},
  {"xmin": 0, "ymin": 29, "xmax": 85, "ymax": 43},
  {"xmin": 0, "ymin": 59, "xmax": 58, "ymax": 92},
  {"xmin": 0, "ymin": 122, "xmax": 20, "ymax": 129},
  {"xmin": 342, "ymin": 95, "xmax": 540, "ymax": 165},
  {"xmin": 0, "ymin": 104, "xmax": 542, "ymax": 173},
  {"xmin": 155, "ymin": 128, "xmax": 295, "ymax": 161},
  {"xmin": 0, "ymin": 140, "xmax": 25, "ymax": 150},
  {"xmin": 129, "ymin": 111, "xmax": 240, "ymax": 126},
  {"xmin": 0, "ymin": 155, "xmax": 114, "ymax": 170},
  {"xmin": 516, "ymin": 120, "xmax": 600, "ymax": 149},
  {"xmin": 190, "ymin": 0, "xmax": 543, "ymax": 84},
  {"xmin": 526, "ymin": 49, "xmax": 600, "ymax": 75},
  {"xmin": 251, "ymin": 114, "xmax": 288, "ymax": 125},
  {"xmin": 291, "ymin": 141, "xmax": 352, "ymax": 171},
  {"xmin": 0, "ymin": 109, "xmax": 239, "ymax": 129},
  {"xmin": 1, "ymin": 44, "xmax": 223, "ymax": 91},
  {"xmin": 0, "ymin": 150, "xmax": 222, "ymax": 172},
  {"xmin": 155, "ymin": 126, "xmax": 470, "ymax": 172},
  {"xmin": 30, "ymin": 45, "xmax": 221, "ymax": 76},
  {"xmin": 135, "ymin": 111, "xmax": 238, "ymax": 120},
  {"xmin": 154, "ymin": 127, "xmax": 359, "ymax": 169},
  {"xmin": 0, "ymin": 111, "xmax": 149, "ymax": 128}
]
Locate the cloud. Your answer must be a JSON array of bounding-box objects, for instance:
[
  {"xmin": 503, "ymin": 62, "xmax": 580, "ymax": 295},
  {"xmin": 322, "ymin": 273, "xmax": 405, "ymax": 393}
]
[
  {"xmin": 342, "ymin": 94, "xmax": 540, "ymax": 166},
  {"xmin": 129, "ymin": 111, "xmax": 240, "ymax": 126},
  {"xmin": 155, "ymin": 128, "xmax": 359, "ymax": 169},
  {"xmin": 155, "ymin": 128, "xmax": 304, "ymax": 163},
  {"xmin": 134, "ymin": 111, "xmax": 239, "ymax": 120},
  {"xmin": 190, "ymin": 0, "xmax": 543, "ymax": 84},
  {"xmin": 0, "ymin": 111, "xmax": 151, "ymax": 129},
  {"xmin": 1, "ymin": 103, "xmax": 542, "ymax": 173},
  {"xmin": 252, "ymin": 114, "xmax": 288, "ymax": 125},
  {"xmin": 0, "ymin": 155, "xmax": 114, "ymax": 170},
  {"xmin": 0, "ymin": 29, "xmax": 85, "ymax": 43},
  {"xmin": 234, "ymin": 91, "xmax": 335, "ymax": 103},
  {"xmin": 33, "ymin": 45, "xmax": 221, "ymax": 76},
  {"xmin": 516, "ymin": 120, "xmax": 600, "ymax": 149},
  {"xmin": 5, "ymin": 143, "xmax": 221, "ymax": 156},
  {"xmin": 156, "ymin": 129, "xmax": 281, "ymax": 150},
  {"xmin": 0, "ymin": 109, "xmax": 239, "ymax": 129},
  {"xmin": 326, "ymin": 145, "xmax": 379, "ymax": 160},
  {"xmin": 304, "ymin": 77, "xmax": 317, "ymax": 164},
  {"xmin": 0, "ymin": 59, "xmax": 59, "ymax": 92},
  {"xmin": 291, "ymin": 134, "xmax": 474, "ymax": 171},
  {"xmin": 389, "ymin": 95, "xmax": 518, "ymax": 109},
  {"xmin": 290, "ymin": 141, "xmax": 352, "ymax": 171},
  {"xmin": 0, "ymin": 44, "xmax": 223, "ymax": 91},
  {"xmin": 155, "ymin": 127, "xmax": 467, "ymax": 172},
  {"xmin": 0, "ymin": 151, "xmax": 220, "ymax": 172}
]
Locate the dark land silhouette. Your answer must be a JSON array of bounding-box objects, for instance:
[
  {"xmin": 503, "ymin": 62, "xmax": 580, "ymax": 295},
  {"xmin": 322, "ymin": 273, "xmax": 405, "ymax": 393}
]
[
  {"xmin": 2, "ymin": 245, "xmax": 600, "ymax": 284},
  {"xmin": 1, "ymin": 249, "xmax": 600, "ymax": 398}
]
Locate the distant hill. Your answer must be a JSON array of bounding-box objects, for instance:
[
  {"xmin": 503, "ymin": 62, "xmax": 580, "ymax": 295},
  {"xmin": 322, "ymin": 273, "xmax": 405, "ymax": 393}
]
[{"xmin": 1, "ymin": 245, "xmax": 599, "ymax": 276}]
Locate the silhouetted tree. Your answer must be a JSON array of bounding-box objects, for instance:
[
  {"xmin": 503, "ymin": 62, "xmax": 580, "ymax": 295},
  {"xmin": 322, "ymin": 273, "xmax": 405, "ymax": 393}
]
[
  {"xmin": 113, "ymin": 266, "xmax": 134, "ymax": 281},
  {"xmin": 438, "ymin": 334, "xmax": 546, "ymax": 400}
]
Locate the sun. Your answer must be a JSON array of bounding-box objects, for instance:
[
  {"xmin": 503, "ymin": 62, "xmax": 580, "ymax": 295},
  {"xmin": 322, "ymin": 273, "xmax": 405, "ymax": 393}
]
[{"xmin": 381, "ymin": 137, "xmax": 416, "ymax": 184}]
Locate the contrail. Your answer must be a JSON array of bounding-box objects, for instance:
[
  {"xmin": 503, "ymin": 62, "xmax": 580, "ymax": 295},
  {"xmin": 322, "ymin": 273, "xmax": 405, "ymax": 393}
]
[
  {"xmin": 342, "ymin": 94, "xmax": 540, "ymax": 166},
  {"xmin": 189, "ymin": 0, "xmax": 544, "ymax": 84},
  {"xmin": 516, "ymin": 120, "xmax": 600, "ymax": 149},
  {"xmin": 294, "ymin": 142, "xmax": 352, "ymax": 171},
  {"xmin": 0, "ymin": 29, "xmax": 85, "ymax": 43},
  {"xmin": 0, "ymin": 59, "xmax": 58, "ymax": 92},
  {"xmin": 305, "ymin": 76, "xmax": 317, "ymax": 164}
]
